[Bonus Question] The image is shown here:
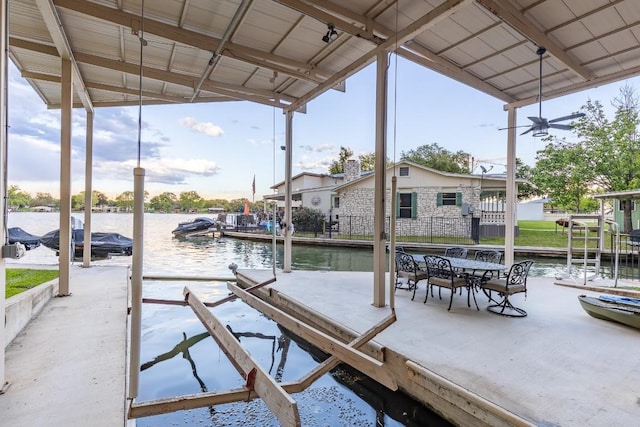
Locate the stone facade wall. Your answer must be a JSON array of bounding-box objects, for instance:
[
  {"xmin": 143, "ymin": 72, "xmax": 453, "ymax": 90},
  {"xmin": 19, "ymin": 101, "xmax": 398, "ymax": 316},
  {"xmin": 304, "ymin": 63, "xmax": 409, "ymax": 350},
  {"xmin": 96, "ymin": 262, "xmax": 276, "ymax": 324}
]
[
  {"xmin": 344, "ymin": 159, "xmax": 361, "ymax": 182},
  {"xmin": 338, "ymin": 185, "xmax": 480, "ymax": 237}
]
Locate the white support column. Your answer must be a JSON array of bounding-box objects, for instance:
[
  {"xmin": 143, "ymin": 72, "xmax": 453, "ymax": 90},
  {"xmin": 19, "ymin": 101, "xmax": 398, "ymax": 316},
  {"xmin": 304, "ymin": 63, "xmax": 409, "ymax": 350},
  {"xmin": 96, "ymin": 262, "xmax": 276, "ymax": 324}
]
[
  {"xmin": 283, "ymin": 110, "xmax": 293, "ymax": 272},
  {"xmin": 504, "ymin": 106, "xmax": 517, "ymax": 267},
  {"xmin": 82, "ymin": 111, "xmax": 93, "ymax": 267},
  {"xmin": 129, "ymin": 167, "xmax": 145, "ymax": 399},
  {"xmin": 1, "ymin": 0, "xmax": 8, "ymax": 393},
  {"xmin": 373, "ymin": 51, "xmax": 388, "ymax": 307},
  {"xmin": 58, "ymin": 58, "xmax": 73, "ymax": 295}
]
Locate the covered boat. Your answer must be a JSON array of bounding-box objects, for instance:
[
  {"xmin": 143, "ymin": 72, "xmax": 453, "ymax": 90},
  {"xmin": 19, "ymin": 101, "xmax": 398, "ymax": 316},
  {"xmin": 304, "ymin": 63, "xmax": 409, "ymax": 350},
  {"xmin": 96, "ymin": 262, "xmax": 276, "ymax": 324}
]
[
  {"xmin": 578, "ymin": 295, "xmax": 640, "ymax": 330},
  {"xmin": 40, "ymin": 229, "xmax": 133, "ymax": 260},
  {"xmin": 171, "ymin": 217, "xmax": 216, "ymax": 237},
  {"xmin": 8, "ymin": 227, "xmax": 41, "ymax": 250}
]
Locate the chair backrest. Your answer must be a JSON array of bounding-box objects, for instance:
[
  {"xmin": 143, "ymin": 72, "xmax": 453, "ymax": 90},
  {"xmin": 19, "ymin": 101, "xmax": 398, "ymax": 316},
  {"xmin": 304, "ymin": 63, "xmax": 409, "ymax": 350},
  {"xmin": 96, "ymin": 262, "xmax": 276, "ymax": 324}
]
[
  {"xmin": 444, "ymin": 247, "xmax": 468, "ymax": 259},
  {"xmin": 505, "ymin": 260, "xmax": 534, "ymax": 291},
  {"xmin": 629, "ymin": 229, "xmax": 640, "ymax": 243},
  {"xmin": 474, "ymin": 250, "xmax": 502, "ymax": 264},
  {"xmin": 424, "ymin": 255, "xmax": 455, "ymax": 280},
  {"xmin": 396, "ymin": 251, "xmax": 417, "ymax": 273}
]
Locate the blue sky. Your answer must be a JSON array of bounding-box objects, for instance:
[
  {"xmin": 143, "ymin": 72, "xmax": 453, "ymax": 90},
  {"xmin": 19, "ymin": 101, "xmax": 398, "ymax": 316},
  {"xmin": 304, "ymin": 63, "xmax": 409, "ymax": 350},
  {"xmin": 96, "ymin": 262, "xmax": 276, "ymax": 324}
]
[{"xmin": 7, "ymin": 56, "xmax": 639, "ymax": 201}]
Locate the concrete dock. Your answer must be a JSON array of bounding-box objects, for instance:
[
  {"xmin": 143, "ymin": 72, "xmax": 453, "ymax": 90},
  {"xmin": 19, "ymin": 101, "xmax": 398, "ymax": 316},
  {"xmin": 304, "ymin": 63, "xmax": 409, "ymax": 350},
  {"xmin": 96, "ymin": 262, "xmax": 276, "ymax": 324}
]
[
  {"xmin": 2, "ymin": 264, "xmax": 639, "ymax": 426},
  {"xmin": 235, "ymin": 269, "xmax": 640, "ymax": 426},
  {"xmin": 0, "ymin": 265, "xmax": 129, "ymax": 427}
]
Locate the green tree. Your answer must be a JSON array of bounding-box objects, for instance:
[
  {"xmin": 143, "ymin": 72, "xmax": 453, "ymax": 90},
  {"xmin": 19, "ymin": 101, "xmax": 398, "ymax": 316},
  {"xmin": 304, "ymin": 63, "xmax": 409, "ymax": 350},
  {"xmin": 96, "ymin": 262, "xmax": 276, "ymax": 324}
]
[
  {"xmin": 93, "ymin": 191, "xmax": 111, "ymax": 206},
  {"xmin": 574, "ymin": 84, "xmax": 640, "ymax": 232},
  {"xmin": 291, "ymin": 207, "xmax": 325, "ymax": 232},
  {"xmin": 7, "ymin": 185, "xmax": 32, "ymax": 209},
  {"xmin": 149, "ymin": 192, "xmax": 177, "ymax": 212},
  {"xmin": 400, "ymin": 143, "xmax": 469, "ymax": 173},
  {"xmin": 115, "ymin": 191, "xmax": 134, "ymax": 210},
  {"xmin": 328, "ymin": 146, "xmax": 353, "ymax": 174},
  {"xmin": 33, "ymin": 192, "xmax": 56, "ymax": 207},
  {"xmin": 114, "ymin": 190, "xmax": 148, "ymax": 211},
  {"xmin": 178, "ymin": 191, "xmax": 204, "ymax": 212},
  {"xmin": 515, "ymin": 159, "xmax": 542, "ymax": 200},
  {"xmin": 531, "ymin": 138, "xmax": 594, "ymax": 212}
]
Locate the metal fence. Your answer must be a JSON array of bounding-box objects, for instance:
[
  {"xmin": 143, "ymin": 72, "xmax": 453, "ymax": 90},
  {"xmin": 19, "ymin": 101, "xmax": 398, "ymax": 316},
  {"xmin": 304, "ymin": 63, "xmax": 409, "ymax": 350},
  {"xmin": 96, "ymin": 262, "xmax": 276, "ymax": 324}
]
[{"xmin": 288, "ymin": 215, "xmax": 479, "ymax": 245}]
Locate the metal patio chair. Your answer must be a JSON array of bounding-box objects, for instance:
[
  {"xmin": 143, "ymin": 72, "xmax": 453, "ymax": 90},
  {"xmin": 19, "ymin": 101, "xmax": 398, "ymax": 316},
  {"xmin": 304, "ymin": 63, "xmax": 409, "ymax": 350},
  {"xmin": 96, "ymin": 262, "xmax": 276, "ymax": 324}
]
[
  {"xmin": 423, "ymin": 255, "xmax": 474, "ymax": 310},
  {"xmin": 468, "ymin": 250, "xmax": 504, "ymax": 289},
  {"xmin": 481, "ymin": 260, "xmax": 534, "ymax": 317},
  {"xmin": 444, "ymin": 247, "xmax": 468, "ymax": 259},
  {"xmin": 395, "ymin": 251, "xmax": 428, "ymax": 293}
]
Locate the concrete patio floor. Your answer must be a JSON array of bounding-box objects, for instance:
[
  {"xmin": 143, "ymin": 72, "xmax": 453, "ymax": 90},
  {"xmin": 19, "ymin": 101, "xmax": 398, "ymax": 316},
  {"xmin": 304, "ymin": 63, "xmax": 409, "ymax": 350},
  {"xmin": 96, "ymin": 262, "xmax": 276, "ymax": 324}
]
[
  {"xmin": 1, "ymin": 264, "xmax": 129, "ymax": 427},
  {"xmin": 236, "ymin": 269, "xmax": 640, "ymax": 426},
  {"xmin": 2, "ymin": 263, "xmax": 639, "ymax": 426}
]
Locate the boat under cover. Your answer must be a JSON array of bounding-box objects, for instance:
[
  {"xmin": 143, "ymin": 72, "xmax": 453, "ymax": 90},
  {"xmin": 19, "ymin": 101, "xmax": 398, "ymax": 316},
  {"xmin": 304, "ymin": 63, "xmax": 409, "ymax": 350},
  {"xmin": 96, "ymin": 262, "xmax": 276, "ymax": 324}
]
[
  {"xmin": 8, "ymin": 227, "xmax": 41, "ymax": 250},
  {"xmin": 578, "ymin": 294, "xmax": 640, "ymax": 330},
  {"xmin": 40, "ymin": 229, "xmax": 133, "ymax": 259},
  {"xmin": 172, "ymin": 217, "xmax": 216, "ymax": 236}
]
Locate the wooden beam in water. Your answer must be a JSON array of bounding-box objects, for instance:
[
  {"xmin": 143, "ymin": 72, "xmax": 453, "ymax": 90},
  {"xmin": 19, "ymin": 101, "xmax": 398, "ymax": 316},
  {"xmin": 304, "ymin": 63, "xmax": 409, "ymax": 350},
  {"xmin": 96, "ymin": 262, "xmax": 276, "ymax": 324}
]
[
  {"xmin": 142, "ymin": 275, "xmax": 236, "ymax": 282},
  {"xmin": 282, "ymin": 310, "xmax": 397, "ymax": 393},
  {"xmin": 227, "ymin": 282, "xmax": 398, "ymax": 391},
  {"xmin": 129, "ymin": 310, "xmax": 397, "ymax": 417},
  {"xmin": 183, "ymin": 286, "xmax": 301, "ymax": 427},
  {"xmin": 142, "ymin": 276, "xmax": 277, "ymax": 308},
  {"xmin": 129, "ymin": 388, "xmax": 258, "ymax": 418}
]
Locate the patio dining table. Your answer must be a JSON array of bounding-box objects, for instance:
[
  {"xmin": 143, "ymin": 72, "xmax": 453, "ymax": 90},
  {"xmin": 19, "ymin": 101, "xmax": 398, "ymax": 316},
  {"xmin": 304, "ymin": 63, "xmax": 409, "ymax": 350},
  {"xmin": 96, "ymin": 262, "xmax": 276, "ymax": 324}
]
[
  {"xmin": 411, "ymin": 254, "xmax": 506, "ymax": 274},
  {"xmin": 411, "ymin": 254, "xmax": 507, "ymax": 308}
]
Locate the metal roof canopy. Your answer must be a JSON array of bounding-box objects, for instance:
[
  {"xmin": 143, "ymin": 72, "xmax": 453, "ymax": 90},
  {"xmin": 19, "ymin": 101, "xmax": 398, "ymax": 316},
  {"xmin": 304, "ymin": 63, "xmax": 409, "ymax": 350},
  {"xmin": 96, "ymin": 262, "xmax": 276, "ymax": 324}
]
[
  {"xmin": 7, "ymin": 0, "xmax": 640, "ymax": 113},
  {"xmin": 593, "ymin": 189, "xmax": 640, "ymax": 200}
]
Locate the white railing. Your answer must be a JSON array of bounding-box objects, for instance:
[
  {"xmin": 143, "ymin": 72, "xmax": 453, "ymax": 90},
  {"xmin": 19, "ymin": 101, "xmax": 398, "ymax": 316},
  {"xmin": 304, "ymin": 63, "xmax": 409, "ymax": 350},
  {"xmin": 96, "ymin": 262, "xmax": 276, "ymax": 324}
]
[{"xmin": 481, "ymin": 211, "xmax": 505, "ymax": 224}]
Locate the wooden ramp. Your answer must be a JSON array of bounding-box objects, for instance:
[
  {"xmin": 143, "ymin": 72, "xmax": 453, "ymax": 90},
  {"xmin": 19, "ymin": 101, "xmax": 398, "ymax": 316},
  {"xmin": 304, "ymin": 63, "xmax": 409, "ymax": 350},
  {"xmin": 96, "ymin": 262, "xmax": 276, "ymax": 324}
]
[{"xmin": 129, "ymin": 278, "xmax": 396, "ymax": 426}]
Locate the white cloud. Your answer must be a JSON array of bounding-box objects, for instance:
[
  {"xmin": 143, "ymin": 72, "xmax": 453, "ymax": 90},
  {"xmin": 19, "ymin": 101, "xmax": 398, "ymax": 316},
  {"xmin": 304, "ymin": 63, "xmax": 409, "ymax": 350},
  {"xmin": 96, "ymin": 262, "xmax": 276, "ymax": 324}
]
[
  {"xmin": 298, "ymin": 144, "xmax": 337, "ymax": 153},
  {"xmin": 179, "ymin": 116, "xmax": 224, "ymax": 137},
  {"xmin": 295, "ymin": 155, "xmax": 334, "ymax": 171}
]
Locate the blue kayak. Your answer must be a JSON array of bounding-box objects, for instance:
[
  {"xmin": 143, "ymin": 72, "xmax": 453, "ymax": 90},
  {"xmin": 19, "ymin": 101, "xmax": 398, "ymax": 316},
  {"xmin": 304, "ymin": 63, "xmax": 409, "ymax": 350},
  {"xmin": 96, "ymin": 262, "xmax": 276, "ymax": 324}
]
[{"xmin": 598, "ymin": 295, "xmax": 640, "ymax": 308}]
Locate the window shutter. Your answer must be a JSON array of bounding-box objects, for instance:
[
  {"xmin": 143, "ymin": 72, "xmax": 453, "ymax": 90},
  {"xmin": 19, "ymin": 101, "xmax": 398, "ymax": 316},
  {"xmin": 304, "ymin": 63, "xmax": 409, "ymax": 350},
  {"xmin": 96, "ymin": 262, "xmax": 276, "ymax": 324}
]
[
  {"xmin": 411, "ymin": 192, "xmax": 417, "ymax": 219},
  {"xmin": 396, "ymin": 192, "xmax": 400, "ymax": 217},
  {"xmin": 456, "ymin": 192, "xmax": 462, "ymax": 206},
  {"xmin": 437, "ymin": 192, "xmax": 443, "ymax": 206}
]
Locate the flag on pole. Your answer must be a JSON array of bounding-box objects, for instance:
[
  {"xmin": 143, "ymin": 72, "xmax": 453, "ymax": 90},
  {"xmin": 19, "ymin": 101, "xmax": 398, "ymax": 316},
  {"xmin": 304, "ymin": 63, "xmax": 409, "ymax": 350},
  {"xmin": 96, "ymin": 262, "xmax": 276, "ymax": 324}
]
[{"xmin": 252, "ymin": 174, "xmax": 256, "ymax": 202}]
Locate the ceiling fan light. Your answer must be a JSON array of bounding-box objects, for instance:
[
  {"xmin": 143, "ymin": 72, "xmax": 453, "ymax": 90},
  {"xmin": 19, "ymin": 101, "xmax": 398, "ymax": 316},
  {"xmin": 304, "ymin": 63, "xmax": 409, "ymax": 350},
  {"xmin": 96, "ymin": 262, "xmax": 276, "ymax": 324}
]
[{"xmin": 532, "ymin": 126, "xmax": 548, "ymax": 137}]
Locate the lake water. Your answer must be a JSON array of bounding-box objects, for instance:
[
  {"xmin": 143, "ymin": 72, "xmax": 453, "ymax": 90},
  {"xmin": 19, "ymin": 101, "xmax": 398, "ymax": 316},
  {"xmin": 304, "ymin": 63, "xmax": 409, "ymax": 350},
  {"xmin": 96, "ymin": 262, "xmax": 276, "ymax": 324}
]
[{"xmin": 4, "ymin": 212, "xmax": 619, "ymax": 426}]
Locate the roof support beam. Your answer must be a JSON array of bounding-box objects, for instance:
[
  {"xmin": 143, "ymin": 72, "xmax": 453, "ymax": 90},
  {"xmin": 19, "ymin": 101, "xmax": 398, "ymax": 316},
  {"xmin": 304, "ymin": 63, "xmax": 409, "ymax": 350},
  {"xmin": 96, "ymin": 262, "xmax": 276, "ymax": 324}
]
[
  {"xmin": 400, "ymin": 43, "xmax": 515, "ymax": 103},
  {"xmin": 9, "ymin": 38, "xmax": 296, "ymax": 108},
  {"xmin": 506, "ymin": 63, "xmax": 640, "ymax": 110},
  {"xmin": 288, "ymin": 0, "xmax": 475, "ymax": 112},
  {"xmin": 475, "ymin": 0, "xmax": 594, "ymax": 80},
  {"xmin": 34, "ymin": 0, "xmax": 93, "ymax": 112},
  {"xmin": 273, "ymin": 0, "xmax": 385, "ymax": 43},
  {"xmin": 52, "ymin": 0, "xmax": 331, "ymax": 81}
]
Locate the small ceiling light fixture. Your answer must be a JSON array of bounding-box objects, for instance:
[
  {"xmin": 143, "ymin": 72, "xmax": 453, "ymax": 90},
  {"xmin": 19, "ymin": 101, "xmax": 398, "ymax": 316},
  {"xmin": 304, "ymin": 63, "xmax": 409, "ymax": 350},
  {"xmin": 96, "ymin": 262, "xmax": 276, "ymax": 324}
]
[
  {"xmin": 532, "ymin": 125, "xmax": 549, "ymax": 138},
  {"xmin": 322, "ymin": 24, "xmax": 338, "ymax": 43}
]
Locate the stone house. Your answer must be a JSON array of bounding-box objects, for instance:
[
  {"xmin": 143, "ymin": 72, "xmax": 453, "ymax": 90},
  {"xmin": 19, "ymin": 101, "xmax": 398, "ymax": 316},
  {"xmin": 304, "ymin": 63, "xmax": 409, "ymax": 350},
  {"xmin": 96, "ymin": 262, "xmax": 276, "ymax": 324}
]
[
  {"xmin": 333, "ymin": 160, "xmax": 514, "ymax": 237},
  {"xmin": 264, "ymin": 171, "xmax": 347, "ymax": 215}
]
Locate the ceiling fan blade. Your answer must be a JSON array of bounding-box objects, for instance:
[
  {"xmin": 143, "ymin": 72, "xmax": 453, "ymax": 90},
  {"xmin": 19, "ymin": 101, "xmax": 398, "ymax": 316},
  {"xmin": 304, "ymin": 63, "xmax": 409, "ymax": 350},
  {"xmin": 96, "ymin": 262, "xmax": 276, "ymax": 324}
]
[
  {"xmin": 527, "ymin": 116, "xmax": 545, "ymax": 125},
  {"xmin": 520, "ymin": 127, "xmax": 535, "ymax": 135},
  {"xmin": 548, "ymin": 112, "xmax": 585, "ymax": 123},
  {"xmin": 548, "ymin": 123, "xmax": 573, "ymax": 130},
  {"xmin": 498, "ymin": 125, "xmax": 531, "ymax": 130}
]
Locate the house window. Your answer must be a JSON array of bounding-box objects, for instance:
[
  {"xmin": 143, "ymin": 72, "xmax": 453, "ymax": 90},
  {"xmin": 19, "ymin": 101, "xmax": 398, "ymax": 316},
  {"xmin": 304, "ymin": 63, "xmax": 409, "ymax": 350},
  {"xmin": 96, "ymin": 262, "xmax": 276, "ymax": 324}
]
[
  {"xmin": 333, "ymin": 196, "xmax": 340, "ymax": 208},
  {"xmin": 620, "ymin": 200, "xmax": 635, "ymax": 211},
  {"xmin": 396, "ymin": 192, "xmax": 417, "ymax": 219},
  {"xmin": 399, "ymin": 166, "xmax": 409, "ymax": 177},
  {"xmin": 437, "ymin": 192, "xmax": 462, "ymax": 206}
]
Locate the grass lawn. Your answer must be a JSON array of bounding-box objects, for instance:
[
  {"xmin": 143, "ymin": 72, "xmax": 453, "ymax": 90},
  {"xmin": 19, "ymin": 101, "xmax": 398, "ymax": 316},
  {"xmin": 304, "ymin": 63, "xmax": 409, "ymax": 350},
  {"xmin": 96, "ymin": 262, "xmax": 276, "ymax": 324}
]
[{"xmin": 6, "ymin": 268, "xmax": 59, "ymax": 298}]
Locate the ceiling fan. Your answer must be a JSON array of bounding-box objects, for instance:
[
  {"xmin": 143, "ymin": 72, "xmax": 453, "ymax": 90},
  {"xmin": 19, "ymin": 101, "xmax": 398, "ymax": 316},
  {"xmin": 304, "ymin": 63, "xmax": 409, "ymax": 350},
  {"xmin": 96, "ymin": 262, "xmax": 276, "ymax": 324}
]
[{"xmin": 520, "ymin": 47, "xmax": 585, "ymax": 137}]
